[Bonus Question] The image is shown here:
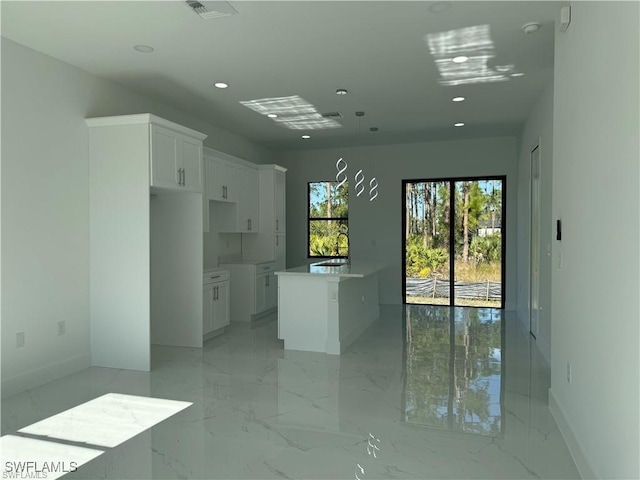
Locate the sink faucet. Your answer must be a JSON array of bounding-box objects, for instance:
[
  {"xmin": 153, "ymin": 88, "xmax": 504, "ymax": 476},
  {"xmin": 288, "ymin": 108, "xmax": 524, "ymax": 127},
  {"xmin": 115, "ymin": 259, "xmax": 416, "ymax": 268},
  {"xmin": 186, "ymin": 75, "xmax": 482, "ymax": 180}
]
[{"xmin": 336, "ymin": 231, "xmax": 350, "ymax": 264}]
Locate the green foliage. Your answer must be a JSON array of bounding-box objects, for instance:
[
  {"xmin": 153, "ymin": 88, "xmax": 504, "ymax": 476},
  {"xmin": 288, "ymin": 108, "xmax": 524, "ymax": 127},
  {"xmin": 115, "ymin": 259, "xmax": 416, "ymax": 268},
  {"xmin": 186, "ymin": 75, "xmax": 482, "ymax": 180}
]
[
  {"xmin": 309, "ymin": 221, "xmax": 349, "ymax": 257},
  {"xmin": 469, "ymin": 234, "xmax": 502, "ymax": 263},
  {"xmin": 309, "ymin": 182, "xmax": 348, "ymax": 218},
  {"xmin": 405, "ymin": 235, "xmax": 448, "ymax": 277}
]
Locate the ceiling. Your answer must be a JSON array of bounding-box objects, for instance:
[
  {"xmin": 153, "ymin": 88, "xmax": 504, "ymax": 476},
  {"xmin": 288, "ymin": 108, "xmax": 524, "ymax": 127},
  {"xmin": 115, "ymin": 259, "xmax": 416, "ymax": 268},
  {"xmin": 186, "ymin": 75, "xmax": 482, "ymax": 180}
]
[{"xmin": 1, "ymin": 1, "xmax": 561, "ymax": 151}]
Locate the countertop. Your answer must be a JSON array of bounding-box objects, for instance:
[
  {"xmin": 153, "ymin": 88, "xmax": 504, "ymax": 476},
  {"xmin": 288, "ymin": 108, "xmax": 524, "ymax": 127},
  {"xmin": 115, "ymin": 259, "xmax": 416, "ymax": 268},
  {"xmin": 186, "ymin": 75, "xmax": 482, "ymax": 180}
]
[{"xmin": 275, "ymin": 260, "xmax": 383, "ymax": 278}]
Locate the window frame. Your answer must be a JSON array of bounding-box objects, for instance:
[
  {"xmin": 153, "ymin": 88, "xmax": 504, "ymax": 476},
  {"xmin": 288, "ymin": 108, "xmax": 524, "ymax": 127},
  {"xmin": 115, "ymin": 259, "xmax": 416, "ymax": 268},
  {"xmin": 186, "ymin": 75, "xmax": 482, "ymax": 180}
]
[{"xmin": 307, "ymin": 181, "xmax": 349, "ymax": 259}]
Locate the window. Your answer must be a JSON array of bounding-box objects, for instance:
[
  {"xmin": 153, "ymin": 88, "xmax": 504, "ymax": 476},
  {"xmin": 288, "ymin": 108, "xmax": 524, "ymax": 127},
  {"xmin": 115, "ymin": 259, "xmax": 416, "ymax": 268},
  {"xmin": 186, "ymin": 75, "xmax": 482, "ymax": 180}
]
[{"xmin": 308, "ymin": 181, "xmax": 349, "ymax": 258}]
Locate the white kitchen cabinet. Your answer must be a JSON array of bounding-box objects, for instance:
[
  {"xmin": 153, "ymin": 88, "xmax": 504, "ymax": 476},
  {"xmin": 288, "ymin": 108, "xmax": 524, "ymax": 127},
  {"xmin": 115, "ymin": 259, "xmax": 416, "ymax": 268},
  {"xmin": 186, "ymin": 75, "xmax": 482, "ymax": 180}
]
[
  {"xmin": 203, "ymin": 270, "xmax": 230, "ymax": 338},
  {"xmin": 151, "ymin": 124, "xmax": 203, "ymax": 192},
  {"xmin": 236, "ymin": 165, "xmax": 259, "ymax": 233},
  {"xmin": 86, "ymin": 113, "xmax": 207, "ymax": 371},
  {"xmin": 255, "ymin": 271, "xmax": 277, "ymax": 314},
  {"xmin": 242, "ymin": 165, "xmax": 287, "ymax": 269},
  {"xmin": 207, "ymin": 154, "xmax": 259, "ymax": 234},
  {"xmin": 275, "ymin": 169, "xmax": 286, "ymax": 233},
  {"xmin": 220, "ymin": 262, "xmax": 277, "ymax": 322},
  {"xmin": 207, "ymin": 156, "xmax": 239, "ymax": 202}
]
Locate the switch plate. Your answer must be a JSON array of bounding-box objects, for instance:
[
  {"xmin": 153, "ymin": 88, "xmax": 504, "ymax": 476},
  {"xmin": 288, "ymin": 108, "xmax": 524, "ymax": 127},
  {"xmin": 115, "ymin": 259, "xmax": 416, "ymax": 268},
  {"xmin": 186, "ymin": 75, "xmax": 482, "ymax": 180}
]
[
  {"xmin": 58, "ymin": 321, "xmax": 66, "ymax": 336},
  {"xmin": 16, "ymin": 332, "xmax": 25, "ymax": 348}
]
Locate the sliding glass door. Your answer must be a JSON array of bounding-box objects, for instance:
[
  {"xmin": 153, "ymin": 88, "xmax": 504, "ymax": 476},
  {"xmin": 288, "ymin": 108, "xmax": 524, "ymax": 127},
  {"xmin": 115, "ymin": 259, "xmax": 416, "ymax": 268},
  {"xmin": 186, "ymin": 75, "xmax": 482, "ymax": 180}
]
[{"xmin": 403, "ymin": 177, "xmax": 505, "ymax": 308}]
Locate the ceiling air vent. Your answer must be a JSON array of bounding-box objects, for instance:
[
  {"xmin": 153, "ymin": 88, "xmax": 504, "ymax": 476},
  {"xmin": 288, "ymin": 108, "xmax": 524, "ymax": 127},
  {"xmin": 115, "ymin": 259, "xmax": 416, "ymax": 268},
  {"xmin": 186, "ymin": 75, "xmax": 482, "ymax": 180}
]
[
  {"xmin": 321, "ymin": 112, "xmax": 343, "ymax": 119},
  {"xmin": 185, "ymin": 1, "xmax": 238, "ymax": 19}
]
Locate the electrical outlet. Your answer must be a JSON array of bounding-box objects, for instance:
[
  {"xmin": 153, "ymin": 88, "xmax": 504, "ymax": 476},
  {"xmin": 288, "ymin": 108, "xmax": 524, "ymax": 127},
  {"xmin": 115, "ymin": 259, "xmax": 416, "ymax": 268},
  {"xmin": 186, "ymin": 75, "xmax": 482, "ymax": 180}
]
[
  {"xmin": 16, "ymin": 332, "xmax": 25, "ymax": 348},
  {"xmin": 331, "ymin": 291, "xmax": 338, "ymax": 302},
  {"xmin": 566, "ymin": 362, "xmax": 571, "ymax": 384},
  {"xmin": 58, "ymin": 321, "xmax": 66, "ymax": 336}
]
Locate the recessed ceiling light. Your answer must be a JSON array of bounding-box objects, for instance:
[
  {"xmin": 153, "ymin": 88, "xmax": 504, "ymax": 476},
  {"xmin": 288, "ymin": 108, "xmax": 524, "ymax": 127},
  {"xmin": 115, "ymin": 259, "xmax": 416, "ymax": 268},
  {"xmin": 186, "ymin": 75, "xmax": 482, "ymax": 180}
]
[
  {"xmin": 452, "ymin": 96, "xmax": 466, "ymax": 102},
  {"xmin": 452, "ymin": 56, "xmax": 469, "ymax": 63},
  {"xmin": 133, "ymin": 45, "xmax": 154, "ymax": 53},
  {"xmin": 336, "ymin": 89, "xmax": 348, "ymax": 95},
  {"xmin": 454, "ymin": 122, "xmax": 465, "ymax": 127},
  {"xmin": 302, "ymin": 135, "xmax": 311, "ymax": 139},
  {"xmin": 511, "ymin": 73, "xmax": 525, "ymax": 77},
  {"xmin": 428, "ymin": 2, "xmax": 452, "ymax": 13},
  {"xmin": 214, "ymin": 82, "xmax": 229, "ymax": 89},
  {"xmin": 522, "ymin": 22, "xmax": 542, "ymax": 34},
  {"xmin": 267, "ymin": 113, "xmax": 278, "ymax": 118}
]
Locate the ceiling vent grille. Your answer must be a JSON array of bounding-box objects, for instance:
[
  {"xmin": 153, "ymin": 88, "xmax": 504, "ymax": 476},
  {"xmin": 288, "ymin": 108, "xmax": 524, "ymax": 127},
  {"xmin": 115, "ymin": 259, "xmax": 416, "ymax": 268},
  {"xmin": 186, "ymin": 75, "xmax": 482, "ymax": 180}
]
[
  {"xmin": 321, "ymin": 112, "xmax": 343, "ymax": 119},
  {"xmin": 185, "ymin": 1, "xmax": 238, "ymax": 19}
]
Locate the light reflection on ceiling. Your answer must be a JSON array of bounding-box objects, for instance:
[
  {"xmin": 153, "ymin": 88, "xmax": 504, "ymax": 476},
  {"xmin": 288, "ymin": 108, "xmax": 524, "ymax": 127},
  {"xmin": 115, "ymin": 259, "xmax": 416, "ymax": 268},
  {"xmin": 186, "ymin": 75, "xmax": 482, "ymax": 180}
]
[
  {"xmin": 426, "ymin": 25, "xmax": 522, "ymax": 86},
  {"xmin": 240, "ymin": 95, "xmax": 342, "ymax": 130}
]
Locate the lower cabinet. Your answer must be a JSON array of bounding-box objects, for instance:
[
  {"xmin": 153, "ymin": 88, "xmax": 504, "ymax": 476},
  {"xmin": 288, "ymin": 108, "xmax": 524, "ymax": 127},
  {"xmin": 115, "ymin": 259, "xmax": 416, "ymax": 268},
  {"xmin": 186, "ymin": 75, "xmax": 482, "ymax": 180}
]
[
  {"xmin": 220, "ymin": 262, "xmax": 277, "ymax": 322},
  {"xmin": 255, "ymin": 271, "xmax": 277, "ymax": 314},
  {"xmin": 203, "ymin": 270, "xmax": 230, "ymax": 338}
]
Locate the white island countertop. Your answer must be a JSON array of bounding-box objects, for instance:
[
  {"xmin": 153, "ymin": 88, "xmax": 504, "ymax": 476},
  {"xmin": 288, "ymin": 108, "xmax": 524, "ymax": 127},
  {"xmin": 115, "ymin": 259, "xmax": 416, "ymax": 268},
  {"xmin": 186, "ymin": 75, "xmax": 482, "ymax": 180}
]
[{"xmin": 275, "ymin": 260, "xmax": 383, "ymax": 279}]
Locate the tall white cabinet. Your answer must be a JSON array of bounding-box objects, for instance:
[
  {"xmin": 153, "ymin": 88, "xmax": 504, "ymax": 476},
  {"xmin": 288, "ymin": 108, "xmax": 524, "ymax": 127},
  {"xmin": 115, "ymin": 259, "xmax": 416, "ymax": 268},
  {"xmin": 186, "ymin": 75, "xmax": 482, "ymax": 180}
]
[
  {"xmin": 242, "ymin": 165, "xmax": 287, "ymax": 269},
  {"xmin": 86, "ymin": 114, "xmax": 206, "ymax": 371}
]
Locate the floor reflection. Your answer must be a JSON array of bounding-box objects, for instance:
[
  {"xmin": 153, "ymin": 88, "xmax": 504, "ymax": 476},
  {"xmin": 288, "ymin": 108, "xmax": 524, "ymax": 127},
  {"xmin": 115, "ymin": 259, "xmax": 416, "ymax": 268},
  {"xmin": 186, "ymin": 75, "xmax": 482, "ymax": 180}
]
[{"xmin": 404, "ymin": 305, "xmax": 503, "ymax": 436}]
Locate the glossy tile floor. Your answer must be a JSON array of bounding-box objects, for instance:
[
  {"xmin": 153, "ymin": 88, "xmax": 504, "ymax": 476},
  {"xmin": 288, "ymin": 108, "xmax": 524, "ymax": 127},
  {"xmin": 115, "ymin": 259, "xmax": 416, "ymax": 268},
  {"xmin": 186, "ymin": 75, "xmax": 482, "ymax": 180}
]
[{"xmin": 2, "ymin": 306, "xmax": 580, "ymax": 479}]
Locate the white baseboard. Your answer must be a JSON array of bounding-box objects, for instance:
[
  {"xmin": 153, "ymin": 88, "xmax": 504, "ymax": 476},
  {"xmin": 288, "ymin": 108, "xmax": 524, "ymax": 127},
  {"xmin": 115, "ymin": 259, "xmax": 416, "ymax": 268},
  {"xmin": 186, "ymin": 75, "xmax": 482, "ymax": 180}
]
[
  {"xmin": 1, "ymin": 352, "xmax": 91, "ymax": 398},
  {"xmin": 549, "ymin": 388, "xmax": 597, "ymax": 479}
]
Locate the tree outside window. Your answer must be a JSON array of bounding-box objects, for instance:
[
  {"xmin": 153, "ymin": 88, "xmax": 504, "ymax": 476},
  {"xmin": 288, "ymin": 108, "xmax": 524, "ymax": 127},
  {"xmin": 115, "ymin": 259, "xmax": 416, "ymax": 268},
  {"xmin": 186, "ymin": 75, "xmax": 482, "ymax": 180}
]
[{"xmin": 308, "ymin": 181, "xmax": 349, "ymax": 258}]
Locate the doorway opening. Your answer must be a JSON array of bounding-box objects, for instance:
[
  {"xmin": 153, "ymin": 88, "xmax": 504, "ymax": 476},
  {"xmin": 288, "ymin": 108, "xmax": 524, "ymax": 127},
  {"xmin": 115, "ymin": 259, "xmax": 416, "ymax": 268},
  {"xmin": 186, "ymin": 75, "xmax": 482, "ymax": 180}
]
[{"xmin": 403, "ymin": 177, "xmax": 506, "ymax": 308}]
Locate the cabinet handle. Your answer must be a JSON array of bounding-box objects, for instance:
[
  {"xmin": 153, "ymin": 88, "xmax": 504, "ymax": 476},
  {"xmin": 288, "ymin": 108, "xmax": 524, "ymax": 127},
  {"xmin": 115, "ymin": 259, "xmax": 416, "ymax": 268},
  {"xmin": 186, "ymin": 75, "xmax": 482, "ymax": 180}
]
[
  {"xmin": 182, "ymin": 168, "xmax": 186, "ymax": 186},
  {"xmin": 276, "ymin": 236, "xmax": 279, "ymax": 247},
  {"xmin": 210, "ymin": 275, "xmax": 221, "ymax": 280},
  {"xmin": 214, "ymin": 285, "xmax": 219, "ymax": 300}
]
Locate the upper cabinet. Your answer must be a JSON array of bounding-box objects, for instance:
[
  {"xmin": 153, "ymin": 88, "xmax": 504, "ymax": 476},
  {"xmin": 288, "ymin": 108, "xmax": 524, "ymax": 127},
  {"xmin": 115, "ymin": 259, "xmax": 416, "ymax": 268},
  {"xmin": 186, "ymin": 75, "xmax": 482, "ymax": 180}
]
[
  {"xmin": 203, "ymin": 148, "xmax": 260, "ymax": 234},
  {"xmin": 207, "ymin": 156, "xmax": 239, "ymax": 202},
  {"xmin": 86, "ymin": 113, "xmax": 206, "ymax": 193},
  {"xmin": 150, "ymin": 124, "xmax": 203, "ymax": 192},
  {"xmin": 274, "ymin": 169, "xmax": 286, "ymax": 234}
]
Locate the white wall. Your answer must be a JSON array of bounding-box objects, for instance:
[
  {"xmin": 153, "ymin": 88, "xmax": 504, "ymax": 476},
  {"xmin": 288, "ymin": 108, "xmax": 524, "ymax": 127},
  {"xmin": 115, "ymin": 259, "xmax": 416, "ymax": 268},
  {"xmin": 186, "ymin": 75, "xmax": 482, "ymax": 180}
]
[
  {"xmin": 549, "ymin": 3, "xmax": 639, "ymax": 478},
  {"xmin": 516, "ymin": 79, "xmax": 554, "ymax": 364},
  {"xmin": 278, "ymin": 137, "xmax": 518, "ymax": 307},
  {"xmin": 0, "ymin": 38, "xmax": 273, "ymax": 396}
]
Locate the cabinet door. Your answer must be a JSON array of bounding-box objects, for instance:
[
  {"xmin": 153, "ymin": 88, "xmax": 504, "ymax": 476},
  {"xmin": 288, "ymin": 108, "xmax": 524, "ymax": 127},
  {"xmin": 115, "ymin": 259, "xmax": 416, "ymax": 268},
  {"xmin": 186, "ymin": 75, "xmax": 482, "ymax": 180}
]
[
  {"xmin": 275, "ymin": 170, "xmax": 286, "ymax": 232},
  {"xmin": 245, "ymin": 167, "xmax": 259, "ymax": 232},
  {"xmin": 212, "ymin": 281, "xmax": 230, "ymax": 330},
  {"xmin": 208, "ymin": 158, "xmax": 231, "ymax": 201},
  {"xmin": 275, "ymin": 233, "xmax": 286, "ymax": 270},
  {"xmin": 236, "ymin": 166, "xmax": 259, "ymax": 233},
  {"xmin": 180, "ymin": 136, "xmax": 203, "ymax": 193},
  {"xmin": 151, "ymin": 126, "xmax": 179, "ymax": 189},
  {"xmin": 255, "ymin": 274, "xmax": 267, "ymax": 314},
  {"xmin": 266, "ymin": 273, "xmax": 278, "ymax": 310},
  {"xmin": 203, "ymin": 283, "xmax": 215, "ymax": 335}
]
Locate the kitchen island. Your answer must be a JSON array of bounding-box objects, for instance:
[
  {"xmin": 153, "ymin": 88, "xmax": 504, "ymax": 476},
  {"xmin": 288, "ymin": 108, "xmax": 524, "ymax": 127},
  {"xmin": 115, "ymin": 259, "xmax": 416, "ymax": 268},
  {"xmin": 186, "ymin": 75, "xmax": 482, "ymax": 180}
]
[{"xmin": 275, "ymin": 260, "xmax": 381, "ymax": 354}]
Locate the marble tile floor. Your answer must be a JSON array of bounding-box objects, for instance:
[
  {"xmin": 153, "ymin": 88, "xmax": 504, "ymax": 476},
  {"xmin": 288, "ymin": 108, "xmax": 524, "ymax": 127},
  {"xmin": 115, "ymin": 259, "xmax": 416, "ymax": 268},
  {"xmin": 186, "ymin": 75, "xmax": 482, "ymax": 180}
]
[{"xmin": 1, "ymin": 305, "xmax": 580, "ymax": 479}]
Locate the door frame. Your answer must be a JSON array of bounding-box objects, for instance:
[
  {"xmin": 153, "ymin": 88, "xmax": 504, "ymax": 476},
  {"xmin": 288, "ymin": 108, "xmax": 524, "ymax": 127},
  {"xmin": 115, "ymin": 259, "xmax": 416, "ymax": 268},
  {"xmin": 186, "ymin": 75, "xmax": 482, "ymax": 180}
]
[
  {"xmin": 402, "ymin": 175, "xmax": 507, "ymax": 308},
  {"xmin": 529, "ymin": 142, "xmax": 541, "ymax": 337}
]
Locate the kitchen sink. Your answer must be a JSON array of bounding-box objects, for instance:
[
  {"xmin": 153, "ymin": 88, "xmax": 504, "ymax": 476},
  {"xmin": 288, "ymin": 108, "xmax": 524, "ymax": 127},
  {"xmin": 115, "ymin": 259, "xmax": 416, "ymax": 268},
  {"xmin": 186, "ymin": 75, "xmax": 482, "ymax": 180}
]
[{"xmin": 313, "ymin": 260, "xmax": 348, "ymax": 267}]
